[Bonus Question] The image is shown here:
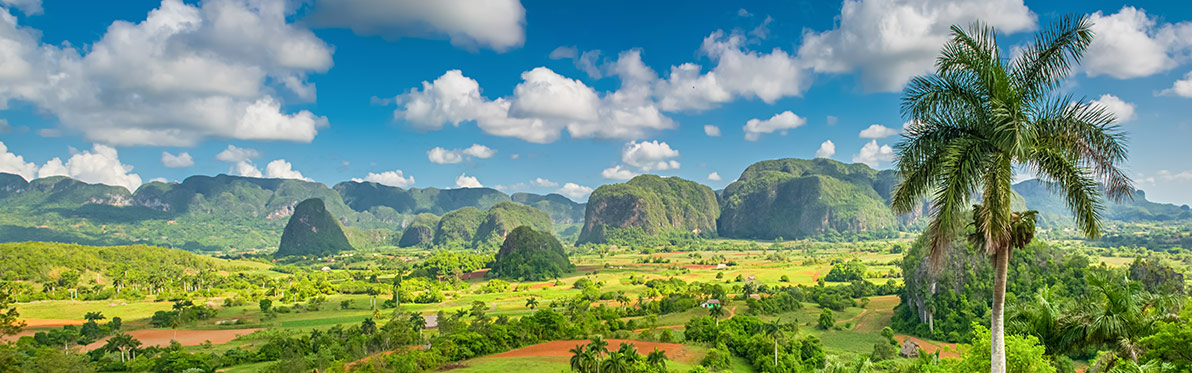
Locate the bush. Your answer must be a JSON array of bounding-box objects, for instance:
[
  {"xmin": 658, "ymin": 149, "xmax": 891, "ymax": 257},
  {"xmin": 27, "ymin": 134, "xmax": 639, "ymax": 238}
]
[
  {"xmin": 953, "ymin": 323, "xmax": 1056, "ymax": 373},
  {"xmin": 817, "ymin": 309, "xmax": 835, "ymax": 330}
]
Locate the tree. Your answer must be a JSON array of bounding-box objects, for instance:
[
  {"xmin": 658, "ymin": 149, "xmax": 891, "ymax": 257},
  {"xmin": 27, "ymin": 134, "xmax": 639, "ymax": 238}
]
[
  {"xmin": 361, "ymin": 318, "xmax": 377, "ymax": 335},
  {"xmin": 762, "ymin": 319, "xmax": 783, "ymax": 367},
  {"xmin": 891, "ymin": 15, "xmax": 1130, "ymax": 373},
  {"xmin": 817, "ymin": 309, "xmax": 835, "ymax": 330},
  {"xmin": 569, "ymin": 344, "xmax": 588, "ymax": 373},
  {"xmin": 646, "ymin": 347, "xmax": 668, "ymax": 370},
  {"xmin": 708, "ymin": 304, "xmax": 725, "ymax": 319},
  {"xmin": 525, "ymin": 297, "xmax": 539, "ymax": 309},
  {"xmin": 259, "ymin": 299, "xmax": 272, "ymax": 313},
  {"xmin": 617, "ymin": 342, "xmax": 639, "ymax": 363},
  {"xmin": 588, "ymin": 336, "xmax": 608, "ymax": 373},
  {"xmin": 104, "ymin": 332, "xmax": 141, "ymax": 363},
  {"xmin": 83, "ymin": 312, "xmax": 105, "ymax": 322},
  {"xmin": 1081, "ymin": 271, "xmax": 1178, "ymax": 371},
  {"xmin": 601, "ymin": 351, "xmax": 630, "ymax": 373},
  {"xmin": 0, "ymin": 282, "xmax": 25, "ymax": 336}
]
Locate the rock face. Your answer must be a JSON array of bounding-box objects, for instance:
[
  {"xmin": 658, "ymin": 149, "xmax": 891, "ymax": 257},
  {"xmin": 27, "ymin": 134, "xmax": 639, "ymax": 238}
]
[
  {"xmin": 276, "ymin": 198, "xmax": 353, "ymax": 257},
  {"xmin": 899, "ymin": 339, "xmax": 921, "ymax": 358},
  {"xmin": 717, "ymin": 158, "xmax": 901, "ymax": 239},
  {"xmin": 396, "ymin": 213, "xmax": 439, "ymax": 248},
  {"xmin": 577, "ymin": 175, "xmax": 719, "ymax": 244},
  {"xmin": 489, "ymin": 226, "xmax": 574, "ymax": 280}
]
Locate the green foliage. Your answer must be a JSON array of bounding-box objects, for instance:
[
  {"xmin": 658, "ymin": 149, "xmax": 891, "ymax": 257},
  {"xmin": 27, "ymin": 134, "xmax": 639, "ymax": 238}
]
[
  {"xmin": 817, "ymin": 309, "xmax": 835, "ymax": 330},
  {"xmin": 953, "ymin": 324, "xmax": 1057, "ymax": 373},
  {"xmin": 579, "ymin": 175, "xmax": 719, "ymax": 244},
  {"xmin": 276, "ymin": 198, "xmax": 353, "ymax": 257},
  {"xmin": 824, "ymin": 259, "xmax": 867, "ymax": 282},
  {"xmin": 510, "ymin": 192, "xmax": 585, "ymax": 225},
  {"xmin": 489, "ymin": 226, "xmax": 574, "ymax": 281},
  {"xmin": 1139, "ymin": 304, "xmax": 1192, "ymax": 371},
  {"xmin": 397, "ymin": 213, "xmax": 439, "ymax": 247},
  {"xmin": 0, "ymin": 241, "xmax": 237, "ymax": 284},
  {"xmin": 719, "ymin": 158, "xmax": 902, "ymax": 239}
]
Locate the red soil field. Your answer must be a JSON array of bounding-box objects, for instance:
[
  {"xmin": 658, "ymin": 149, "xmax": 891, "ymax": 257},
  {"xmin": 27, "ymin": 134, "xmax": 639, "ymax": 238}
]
[
  {"xmin": 489, "ymin": 339, "xmax": 700, "ymax": 364},
  {"xmin": 83, "ymin": 328, "xmax": 260, "ymax": 351}
]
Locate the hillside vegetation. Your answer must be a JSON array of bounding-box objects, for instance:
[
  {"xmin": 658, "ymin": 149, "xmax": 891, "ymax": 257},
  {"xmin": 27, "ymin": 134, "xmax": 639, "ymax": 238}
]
[
  {"xmin": 578, "ymin": 175, "xmax": 719, "ymax": 244},
  {"xmin": 433, "ymin": 202, "xmax": 553, "ymax": 249},
  {"xmin": 489, "ymin": 226, "xmax": 574, "ymax": 280},
  {"xmin": 276, "ymin": 198, "xmax": 353, "ymax": 257}
]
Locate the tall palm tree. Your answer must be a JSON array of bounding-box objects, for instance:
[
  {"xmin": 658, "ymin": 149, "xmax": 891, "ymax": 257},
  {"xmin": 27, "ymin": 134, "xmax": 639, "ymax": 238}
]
[
  {"xmin": 763, "ymin": 319, "xmax": 783, "ymax": 367},
  {"xmin": 1006, "ymin": 287, "xmax": 1083, "ymax": 356},
  {"xmin": 892, "ymin": 15, "xmax": 1132, "ymax": 373},
  {"xmin": 526, "ymin": 297, "xmax": 539, "ymax": 309},
  {"xmin": 617, "ymin": 342, "xmax": 639, "ymax": 363},
  {"xmin": 569, "ymin": 344, "xmax": 588, "ymax": 372},
  {"xmin": 646, "ymin": 347, "xmax": 668, "ymax": 370},
  {"xmin": 588, "ymin": 336, "xmax": 608, "ymax": 373},
  {"xmin": 1077, "ymin": 270, "xmax": 1178, "ymax": 372},
  {"xmin": 601, "ymin": 351, "xmax": 630, "ymax": 373}
]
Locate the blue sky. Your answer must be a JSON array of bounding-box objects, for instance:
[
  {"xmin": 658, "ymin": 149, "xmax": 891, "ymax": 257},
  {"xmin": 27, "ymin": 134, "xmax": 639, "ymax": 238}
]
[{"xmin": 0, "ymin": 0, "xmax": 1190, "ymax": 205}]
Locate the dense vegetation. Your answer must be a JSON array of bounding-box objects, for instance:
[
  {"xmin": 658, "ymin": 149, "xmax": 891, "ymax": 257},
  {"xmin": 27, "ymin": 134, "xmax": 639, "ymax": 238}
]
[
  {"xmin": 276, "ymin": 198, "xmax": 354, "ymax": 257},
  {"xmin": 579, "ymin": 175, "xmax": 719, "ymax": 244},
  {"xmin": 489, "ymin": 226, "xmax": 574, "ymax": 280},
  {"xmin": 718, "ymin": 158, "xmax": 904, "ymax": 240}
]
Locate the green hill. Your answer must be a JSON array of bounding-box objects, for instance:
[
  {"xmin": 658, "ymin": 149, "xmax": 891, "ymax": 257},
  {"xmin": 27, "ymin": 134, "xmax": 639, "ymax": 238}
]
[
  {"xmin": 433, "ymin": 202, "xmax": 553, "ymax": 248},
  {"xmin": 276, "ymin": 198, "xmax": 353, "ymax": 257},
  {"xmin": 334, "ymin": 181, "xmax": 510, "ymax": 216},
  {"xmin": 717, "ymin": 158, "xmax": 900, "ymax": 239},
  {"xmin": 510, "ymin": 192, "xmax": 585, "ymax": 225},
  {"xmin": 489, "ymin": 226, "xmax": 574, "ymax": 280},
  {"xmin": 577, "ymin": 175, "xmax": 719, "ymax": 244},
  {"xmin": 1013, "ymin": 179, "xmax": 1192, "ymax": 226},
  {"xmin": 397, "ymin": 213, "xmax": 440, "ymax": 247}
]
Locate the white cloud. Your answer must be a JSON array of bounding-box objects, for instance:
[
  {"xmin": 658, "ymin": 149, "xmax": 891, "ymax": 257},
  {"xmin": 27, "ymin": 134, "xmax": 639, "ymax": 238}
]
[
  {"xmin": 743, "ymin": 111, "xmax": 806, "ymax": 141},
  {"xmin": 149, "ymin": 177, "xmax": 169, "ymax": 184},
  {"xmin": 352, "ymin": 170, "xmax": 415, "ymax": 188},
  {"xmin": 852, "ymin": 140, "xmax": 895, "ymax": 168},
  {"xmin": 306, "ymin": 0, "xmax": 525, "ymax": 52},
  {"xmin": 0, "ymin": 0, "xmax": 40, "ymax": 15},
  {"xmin": 1085, "ymin": 7, "xmax": 1192, "ymax": 79},
  {"xmin": 704, "ymin": 125, "xmax": 721, "ymax": 137},
  {"xmin": 556, "ymin": 182, "xmax": 593, "ymax": 201},
  {"xmin": 215, "ymin": 145, "xmax": 260, "ymax": 163},
  {"xmin": 36, "ymin": 144, "xmax": 143, "ymax": 192},
  {"xmin": 1161, "ymin": 71, "xmax": 1192, "ymax": 98},
  {"xmin": 427, "ymin": 144, "xmax": 496, "ymax": 164},
  {"xmin": 1157, "ymin": 170, "xmax": 1192, "ymax": 181},
  {"xmin": 264, "ymin": 159, "xmax": 310, "ymax": 181},
  {"xmin": 548, "ymin": 46, "xmax": 577, "ymax": 59},
  {"xmin": 530, "ymin": 178, "xmax": 558, "ymax": 187},
  {"xmin": 798, "ymin": 0, "xmax": 1036, "ymax": 92},
  {"xmin": 161, "ymin": 151, "xmax": 194, "ymax": 168},
  {"xmin": 621, "ymin": 140, "xmax": 680, "ymax": 172},
  {"xmin": 455, "ymin": 173, "xmax": 482, "ymax": 188},
  {"xmin": 1089, "ymin": 94, "xmax": 1136, "ymax": 123},
  {"xmin": 707, "ymin": 172, "xmax": 722, "ymax": 181},
  {"xmin": 858, "ymin": 124, "xmax": 899, "ymax": 139},
  {"xmin": 601, "ymin": 165, "xmax": 637, "ymax": 180},
  {"xmin": 230, "ymin": 160, "xmax": 262, "ymax": 178},
  {"xmin": 0, "ymin": 140, "xmax": 36, "ymax": 180},
  {"xmin": 396, "ymin": 57, "xmax": 673, "ymax": 143},
  {"xmin": 0, "ymin": 0, "xmax": 334, "ymax": 146},
  {"xmin": 815, "ymin": 140, "xmax": 836, "ymax": 158},
  {"xmin": 737, "ymin": 8, "xmax": 752, "ymax": 17},
  {"xmin": 656, "ymin": 31, "xmax": 810, "ymax": 111}
]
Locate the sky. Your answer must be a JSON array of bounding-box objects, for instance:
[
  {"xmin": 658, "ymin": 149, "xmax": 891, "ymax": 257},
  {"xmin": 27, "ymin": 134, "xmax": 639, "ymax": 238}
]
[{"xmin": 0, "ymin": 0, "xmax": 1190, "ymax": 205}]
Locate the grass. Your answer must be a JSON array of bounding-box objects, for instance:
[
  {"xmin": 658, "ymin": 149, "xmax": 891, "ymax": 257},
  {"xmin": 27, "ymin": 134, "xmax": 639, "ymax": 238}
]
[{"xmin": 16, "ymin": 299, "xmax": 174, "ymax": 320}]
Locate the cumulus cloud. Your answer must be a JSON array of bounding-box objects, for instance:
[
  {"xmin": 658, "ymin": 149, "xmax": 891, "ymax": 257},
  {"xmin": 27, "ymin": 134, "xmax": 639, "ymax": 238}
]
[
  {"xmin": 395, "ymin": 54, "xmax": 673, "ymax": 143},
  {"xmin": 230, "ymin": 160, "xmax": 262, "ymax": 178},
  {"xmin": 704, "ymin": 125, "xmax": 721, "ymax": 137},
  {"xmin": 601, "ymin": 165, "xmax": 637, "ymax": 180},
  {"xmin": 858, "ymin": 124, "xmax": 899, "ymax": 139},
  {"xmin": 1089, "ymin": 94, "xmax": 1136, "ymax": 123},
  {"xmin": 455, "ymin": 173, "xmax": 482, "ymax": 188},
  {"xmin": 215, "ymin": 145, "xmax": 260, "ymax": 163},
  {"xmin": 656, "ymin": 31, "xmax": 810, "ymax": 111},
  {"xmin": 815, "ymin": 140, "xmax": 836, "ymax": 158},
  {"xmin": 352, "ymin": 170, "xmax": 415, "ymax": 187},
  {"xmin": 743, "ymin": 111, "xmax": 806, "ymax": 141},
  {"xmin": 556, "ymin": 182, "xmax": 593, "ymax": 201},
  {"xmin": 707, "ymin": 172, "xmax": 722, "ymax": 181},
  {"xmin": 1161, "ymin": 71, "xmax": 1192, "ymax": 98},
  {"xmin": 35, "ymin": 144, "xmax": 143, "ymax": 192},
  {"xmin": 852, "ymin": 140, "xmax": 895, "ymax": 168},
  {"xmin": 264, "ymin": 159, "xmax": 310, "ymax": 181},
  {"xmin": 306, "ymin": 0, "xmax": 525, "ymax": 52},
  {"xmin": 798, "ymin": 0, "xmax": 1036, "ymax": 92},
  {"xmin": 0, "ymin": 0, "xmax": 334, "ymax": 146},
  {"xmin": 548, "ymin": 46, "xmax": 578, "ymax": 59},
  {"xmin": 0, "ymin": 140, "xmax": 36, "ymax": 180},
  {"xmin": 161, "ymin": 152, "xmax": 194, "ymax": 168},
  {"xmin": 621, "ymin": 140, "xmax": 680, "ymax": 172},
  {"xmin": 1085, "ymin": 7, "xmax": 1192, "ymax": 79},
  {"xmin": 0, "ymin": 0, "xmax": 41, "ymax": 15},
  {"xmin": 427, "ymin": 144, "xmax": 496, "ymax": 164},
  {"xmin": 530, "ymin": 178, "xmax": 558, "ymax": 187}
]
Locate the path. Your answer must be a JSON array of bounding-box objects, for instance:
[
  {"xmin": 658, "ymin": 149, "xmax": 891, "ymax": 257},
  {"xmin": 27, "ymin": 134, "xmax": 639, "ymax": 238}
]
[{"xmin": 895, "ymin": 334, "xmax": 959, "ymax": 359}]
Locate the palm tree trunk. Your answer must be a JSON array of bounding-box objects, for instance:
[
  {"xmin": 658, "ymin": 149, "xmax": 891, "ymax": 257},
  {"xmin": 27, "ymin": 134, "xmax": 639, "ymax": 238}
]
[{"xmin": 991, "ymin": 249, "xmax": 1009, "ymax": 373}]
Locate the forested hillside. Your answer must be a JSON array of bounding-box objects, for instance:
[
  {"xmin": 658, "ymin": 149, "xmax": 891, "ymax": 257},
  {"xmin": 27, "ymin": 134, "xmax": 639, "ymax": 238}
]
[
  {"xmin": 276, "ymin": 198, "xmax": 354, "ymax": 257},
  {"xmin": 578, "ymin": 175, "xmax": 719, "ymax": 244},
  {"xmin": 1014, "ymin": 179, "xmax": 1192, "ymax": 225}
]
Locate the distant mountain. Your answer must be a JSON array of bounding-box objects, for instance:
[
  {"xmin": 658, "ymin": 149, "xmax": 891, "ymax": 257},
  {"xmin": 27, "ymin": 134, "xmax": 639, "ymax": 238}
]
[
  {"xmin": 578, "ymin": 175, "xmax": 719, "ymax": 244},
  {"xmin": 433, "ymin": 202, "xmax": 553, "ymax": 248},
  {"xmin": 510, "ymin": 192, "xmax": 585, "ymax": 225},
  {"xmin": 1013, "ymin": 179, "xmax": 1192, "ymax": 225},
  {"xmin": 334, "ymin": 181, "xmax": 584, "ymax": 226},
  {"xmin": 718, "ymin": 158, "xmax": 904, "ymax": 240},
  {"xmin": 276, "ymin": 198, "xmax": 353, "ymax": 257}
]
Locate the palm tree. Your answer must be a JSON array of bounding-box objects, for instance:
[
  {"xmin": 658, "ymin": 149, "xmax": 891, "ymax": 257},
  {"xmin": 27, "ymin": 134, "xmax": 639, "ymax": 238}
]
[
  {"xmin": 1077, "ymin": 270, "xmax": 1178, "ymax": 371},
  {"xmin": 1006, "ymin": 287, "xmax": 1083, "ymax": 356},
  {"xmin": 104, "ymin": 332, "xmax": 140, "ymax": 362},
  {"xmin": 601, "ymin": 351, "xmax": 630, "ymax": 373},
  {"xmin": 763, "ymin": 319, "xmax": 783, "ymax": 367},
  {"xmin": 646, "ymin": 348, "xmax": 668, "ymax": 370},
  {"xmin": 892, "ymin": 15, "xmax": 1131, "ymax": 373},
  {"xmin": 526, "ymin": 297, "xmax": 539, "ymax": 310},
  {"xmin": 588, "ymin": 335, "xmax": 608, "ymax": 373},
  {"xmin": 569, "ymin": 344, "xmax": 588, "ymax": 372},
  {"xmin": 617, "ymin": 342, "xmax": 639, "ymax": 363}
]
